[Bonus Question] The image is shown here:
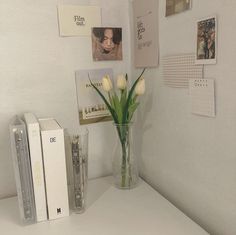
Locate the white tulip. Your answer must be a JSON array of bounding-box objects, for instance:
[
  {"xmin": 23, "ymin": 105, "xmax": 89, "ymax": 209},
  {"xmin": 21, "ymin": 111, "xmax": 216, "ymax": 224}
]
[
  {"xmin": 135, "ymin": 78, "xmax": 145, "ymax": 95},
  {"xmin": 117, "ymin": 74, "xmax": 127, "ymax": 90},
  {"xmin": 102, "ymin": 75, "xmax": 113, "ymax": 92}
]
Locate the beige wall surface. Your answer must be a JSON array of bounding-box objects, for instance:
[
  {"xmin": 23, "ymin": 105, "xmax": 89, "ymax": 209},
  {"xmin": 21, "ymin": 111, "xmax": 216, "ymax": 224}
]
[
  {"xmin": 133, "ymin": 1, "xmax": 236, "ymax": 235},
  {"xmin": 0, "ymin": 0, "xmax": 131, "ymax": 199},
  {"xmin": 1, "ymin": 0, "xmax": 236, "ymax": 234}
]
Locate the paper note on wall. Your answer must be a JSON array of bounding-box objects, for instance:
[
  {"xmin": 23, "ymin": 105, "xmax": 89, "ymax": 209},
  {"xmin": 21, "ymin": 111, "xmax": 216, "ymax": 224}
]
[
  {"xmin": 189, "ymin": 78, "xmax": 215, "ymax": 117},
  {"xmin": 57, "ymin": 5, "xmax": 101, "ymax": 36},
  {"xmin": 133, "ymin": 0, "xmax": 159, "ymax": 68},
  {"xmin": 162, "ymin": 53, "xmax": 203, "ymax": 88}
]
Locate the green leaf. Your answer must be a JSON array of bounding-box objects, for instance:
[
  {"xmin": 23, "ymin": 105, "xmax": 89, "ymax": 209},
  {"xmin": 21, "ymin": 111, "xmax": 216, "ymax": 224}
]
[
  {"xmin": 122, "ymin": 68, "xmax": 146, "ymax": 123},
  {"xmin": 113, "ymin": 93, "xmax": 122, "ymax": 123},
  {"xmin": 89, "ymin": 78, "xmax": 119, "ymax": 123},
  {"xmin": 108, "ymin": 93, "xmax": 115, "ymax": 109},
  {"xmin": 120, "ymin": 88, "xmax": 127, "ymax": 110},
  {"xmin": 128, "ymin": 102, "xmax": 139, "ymax": 122}
]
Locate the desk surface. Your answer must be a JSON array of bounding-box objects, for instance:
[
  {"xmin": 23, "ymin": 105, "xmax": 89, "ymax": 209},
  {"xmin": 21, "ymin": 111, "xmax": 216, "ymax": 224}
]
[{"xmin": 0, "ymin": 177, "xmax": 209, "ymax": 235}]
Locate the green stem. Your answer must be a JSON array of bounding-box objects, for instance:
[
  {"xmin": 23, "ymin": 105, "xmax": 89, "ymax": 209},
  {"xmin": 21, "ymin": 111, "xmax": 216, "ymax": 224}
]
[
  {"xmin": 120, "ymin": 125, "xmax": 130, "ymax": 188},
  {"xmin": 121, "ymin": 141, "xmax": 127, "ymax": 188},
  {"xmin": 115, "ymin": 124, "xmax": 132, "ymax": 188}
]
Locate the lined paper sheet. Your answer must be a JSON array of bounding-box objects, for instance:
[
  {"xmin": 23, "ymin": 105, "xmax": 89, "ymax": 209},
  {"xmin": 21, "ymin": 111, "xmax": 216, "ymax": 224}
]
[
  {"xmin": 189, "ymin": 78, "xmax": 215, "ymax": 117},
  {"xmin": 162, "ymin": 53, "xmax": 203, "ymax": 88}
]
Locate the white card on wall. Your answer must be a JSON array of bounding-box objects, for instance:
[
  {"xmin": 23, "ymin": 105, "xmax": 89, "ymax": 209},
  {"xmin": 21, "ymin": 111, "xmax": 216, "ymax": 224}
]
[
  {"xmin": 189, "ymin": 78, "xmax": 215, "ymax": 117},
  {"xmin": 57, "ymin": 5, "xmax": 101, "ymax": 36},
  {"xmin": 132, "ymin": 0, "xmax": 159, "ymax": 68}
]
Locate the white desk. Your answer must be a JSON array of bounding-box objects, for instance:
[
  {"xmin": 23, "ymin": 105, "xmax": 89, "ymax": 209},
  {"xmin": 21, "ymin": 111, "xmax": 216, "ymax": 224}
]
[{"xmin": 0, "ymin": 177, "xmax": 209, "ymax": 235}]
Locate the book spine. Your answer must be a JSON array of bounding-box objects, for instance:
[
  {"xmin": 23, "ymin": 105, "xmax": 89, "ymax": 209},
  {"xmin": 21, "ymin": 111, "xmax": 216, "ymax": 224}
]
[
  {"xmin": 41, "ymin": 128, "xmax": 69, "ymax": 220},
  {"xmin": 27, "ymin": 123, "xmax": 47, "ymax": 222}
]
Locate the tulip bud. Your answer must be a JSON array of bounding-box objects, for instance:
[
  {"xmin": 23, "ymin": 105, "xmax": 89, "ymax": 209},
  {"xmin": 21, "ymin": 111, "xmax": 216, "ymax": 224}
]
[
  {"xmin": 117, "ymin": 74, "xmax": 127, "ymax": 90},
  {"xmin": 135, "ymin": 78, "xmax": 145, "ymax": 95},
  {"xmin": 102, "ymin": 75, "xmax": 113, "ymax": 92}
]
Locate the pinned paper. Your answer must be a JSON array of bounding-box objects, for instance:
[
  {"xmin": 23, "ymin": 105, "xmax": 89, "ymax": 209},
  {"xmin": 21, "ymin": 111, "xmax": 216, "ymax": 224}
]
[
  {"xmin": 162, "ymin": 53, "xmax": 203, "ymax": 88},
  {"xmin": 57, "ymin": 5, "xmax": 101, "ymax": 36},
  {"xmin": 133, "ymin": 0, "xmax": 159, "ymax": 67},
  {"xmin": 75, "ymin": 68, "xmax": 113, "ymax": 125},
  {"xmin": 189, "ymin": 78, "xmax": 215, "ymax": 117}
]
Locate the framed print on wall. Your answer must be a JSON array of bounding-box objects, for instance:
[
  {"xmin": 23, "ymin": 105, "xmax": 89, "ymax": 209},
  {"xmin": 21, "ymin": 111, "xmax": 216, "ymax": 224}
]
[
  {"xmin": 166, "ymin": 0, "xmax": 191, "ymax": 17},
  {"xmin": 195, "ymin": 16, "xmax": 217, "ymax": 65}
]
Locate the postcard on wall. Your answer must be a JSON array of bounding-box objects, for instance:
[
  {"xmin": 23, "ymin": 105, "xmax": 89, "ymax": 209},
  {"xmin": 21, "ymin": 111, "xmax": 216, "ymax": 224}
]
[
  {"xmin": 195, "ymin": 16, "xmax": 217, "ymax": 64},
  {"xmin": 92, "ymin": 27, "xmax": 123, "ymax": 61},
  {"xmin": 57, "ymin": 5, "xmax": 101, "ymax": 36},
  {"xmin": 189, "ymin": 78, "xmax": 215, "ymax": 117},
  {"xmin": 133, "ymin": 0, "xmax": 159, "ymax": 68},
  {"xmin": 166, "ymin": 0, "xmax": 191, "ymax": 17},
  {"xmin": 75, "ymin": 68, "xmax": 113, "ymax": 125}
]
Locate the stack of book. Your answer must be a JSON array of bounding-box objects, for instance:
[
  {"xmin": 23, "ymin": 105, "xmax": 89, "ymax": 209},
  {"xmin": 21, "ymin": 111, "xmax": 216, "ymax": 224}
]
[{"xmin": 9, "ymin": 113, "xmax": 69, "ymax": 223}]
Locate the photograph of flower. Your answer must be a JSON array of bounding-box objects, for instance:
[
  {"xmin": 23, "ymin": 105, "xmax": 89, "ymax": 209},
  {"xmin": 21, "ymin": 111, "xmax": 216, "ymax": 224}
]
[
  {"xmin": 166, "ymin": 0, "xmax": 191, "ymax": 17},
  {"xmin": 195, "ymin": 16, "xmax": 217, "ymax": 64},
  {"xmin": 92, "ymin": 27, "xmax": 123, "ymax": 61}
]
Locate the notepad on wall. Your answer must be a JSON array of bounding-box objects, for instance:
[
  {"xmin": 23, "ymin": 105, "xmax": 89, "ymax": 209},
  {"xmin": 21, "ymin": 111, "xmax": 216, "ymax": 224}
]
[{"xmin": 189, "ymin": 78, "xmax": 215, "ymax": 117}]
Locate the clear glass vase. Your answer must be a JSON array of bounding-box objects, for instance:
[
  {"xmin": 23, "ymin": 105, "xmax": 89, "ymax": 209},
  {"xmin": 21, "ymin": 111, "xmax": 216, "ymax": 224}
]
[
  {"xmin": 112, "ymin": 123, "xmax": 139, "ymax": 189},
  {"xmin": 70, "ymin": 127, "xmax": 88, "ymax": 213}
]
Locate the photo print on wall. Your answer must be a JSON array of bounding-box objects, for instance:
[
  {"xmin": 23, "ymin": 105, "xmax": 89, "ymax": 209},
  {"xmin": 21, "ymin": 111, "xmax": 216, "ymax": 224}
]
[
  {"xmin": 166, "ymin": 0, "xmax": 191, "ymax": 17},
  {"xmin": 92, "ymin": 27, "xmax": 123, "ymax": 61},
  {"xmin": 75, "ymin": 68, "xmax": 114, "ymax": 125},
  {"xmin": 195, "ymin": 16, "xmax": 217, "ymax": 64}
]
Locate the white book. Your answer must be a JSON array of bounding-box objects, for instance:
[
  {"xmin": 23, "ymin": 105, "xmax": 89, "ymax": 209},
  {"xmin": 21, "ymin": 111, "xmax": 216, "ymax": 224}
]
[
  {"xmin": 23, "ymin": 113, "xmax": 47, "ymax": 222},
  {"xmin": 39, "ymin": 118, "xmax": 69, "ymax": 220}
]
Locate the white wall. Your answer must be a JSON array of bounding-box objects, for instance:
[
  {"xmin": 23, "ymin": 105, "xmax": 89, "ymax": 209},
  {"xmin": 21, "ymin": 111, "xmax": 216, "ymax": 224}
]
[
  {"xmin": 0, "ymin": 0, "xmax": 131, "ymax": 198},
  {"xmin": 2, "ymin": 0, "xmax": 236, "ymax": 234},
  {"xmin": 134, "ymin": 1, "xmax": 236, "ymax": 235}
]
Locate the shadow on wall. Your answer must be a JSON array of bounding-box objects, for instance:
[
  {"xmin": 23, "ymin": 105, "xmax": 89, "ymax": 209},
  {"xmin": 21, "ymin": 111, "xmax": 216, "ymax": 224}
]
[{"xmin": 134, "ymin": 77, "xmax": 154, "ymax": 176}]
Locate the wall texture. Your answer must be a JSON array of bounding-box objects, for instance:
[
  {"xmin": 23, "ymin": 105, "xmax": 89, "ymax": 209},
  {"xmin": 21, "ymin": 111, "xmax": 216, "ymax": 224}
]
[
  {"xmin": 1, "ymin": 0, "xmax": 236, "ymax": 234},
  {"xmin": 133, "ymin": 1, "xmax": 236, "ymax": 235},
  {"xmin": 0, "ymin": 0, "xmax": 131, "ymax": 199}
]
